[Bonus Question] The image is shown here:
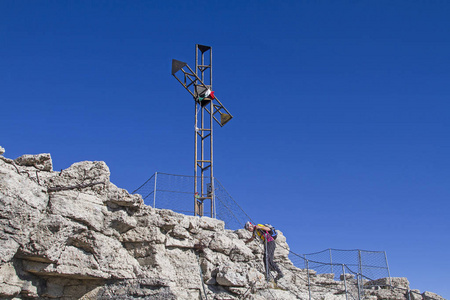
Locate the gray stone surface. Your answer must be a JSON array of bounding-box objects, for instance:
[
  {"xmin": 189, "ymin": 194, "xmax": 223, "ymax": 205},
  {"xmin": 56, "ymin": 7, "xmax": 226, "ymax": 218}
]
[
  {"xmin": 423, "ymin": 291, "xmax": 446, "ymax": 300},
  {"xmin": 0, "ymin": 152, "xmax": 446, "ymax": 300},
  {"xmin": 14, "ymin": 153, "xmax": 53, "ymax": 171}
]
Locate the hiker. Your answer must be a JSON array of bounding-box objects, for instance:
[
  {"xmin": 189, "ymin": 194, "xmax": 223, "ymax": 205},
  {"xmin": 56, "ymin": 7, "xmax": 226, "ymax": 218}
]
[{"xmin": 244, "ymin": 222, "xmax": 283, "ymax": 282}]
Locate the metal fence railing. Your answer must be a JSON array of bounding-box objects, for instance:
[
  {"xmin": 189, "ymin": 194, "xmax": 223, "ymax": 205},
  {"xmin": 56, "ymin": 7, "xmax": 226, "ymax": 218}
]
[
  {"xmin": 131, "ymin": 173, "xmax": 445, "ymax": 300},
  {"xmin": 285, "ymin": 248, "xmax": 393, "ymax": 300},
  {"xmin": 132, "ymin": 172, "xmax": 251, "ymax": 230},
  {"xmin": 297, "ymin": 248, "xmax": 391, "ymax": 283}
]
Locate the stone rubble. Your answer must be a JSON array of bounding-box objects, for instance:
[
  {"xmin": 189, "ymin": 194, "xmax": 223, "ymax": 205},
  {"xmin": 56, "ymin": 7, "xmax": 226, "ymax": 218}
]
[{"xmin": 0, "ymin": 150, "xmax": 446, "ymax": 300}]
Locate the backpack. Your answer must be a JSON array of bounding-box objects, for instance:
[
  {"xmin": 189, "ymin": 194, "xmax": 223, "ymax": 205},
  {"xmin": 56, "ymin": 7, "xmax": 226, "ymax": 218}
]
[{"xmin": 264, "ymin": 224, "xmax": 278, "ymax": 240}]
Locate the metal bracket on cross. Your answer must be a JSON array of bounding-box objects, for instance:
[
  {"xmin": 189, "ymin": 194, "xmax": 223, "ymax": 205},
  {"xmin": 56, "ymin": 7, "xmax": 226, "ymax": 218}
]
[{"xmin": 172, "ymin": 59, "xmax": 233, "ymax": 127}]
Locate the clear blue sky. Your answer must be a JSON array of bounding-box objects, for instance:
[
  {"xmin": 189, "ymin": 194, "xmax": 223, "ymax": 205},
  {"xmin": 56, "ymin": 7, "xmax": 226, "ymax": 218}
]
[{"xmin": 1, "ymin": 1, "xmax": 449, "ymax": 297}]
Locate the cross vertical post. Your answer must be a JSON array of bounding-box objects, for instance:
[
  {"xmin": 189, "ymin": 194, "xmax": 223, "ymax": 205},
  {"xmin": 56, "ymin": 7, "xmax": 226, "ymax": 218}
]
[
  {"xmin": 194, "ymin": 44, "xmax": 214, "ymax": 217},
  {"xmin": 172, "ymin": 44, "xmax": 233, "ymax": 217}
]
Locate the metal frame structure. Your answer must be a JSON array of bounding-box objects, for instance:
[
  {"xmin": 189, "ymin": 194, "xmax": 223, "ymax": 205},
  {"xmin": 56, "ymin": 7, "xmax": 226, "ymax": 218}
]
[{"xmin": 172, "ymin": 44, "xmax": 232, "ymax": 217}]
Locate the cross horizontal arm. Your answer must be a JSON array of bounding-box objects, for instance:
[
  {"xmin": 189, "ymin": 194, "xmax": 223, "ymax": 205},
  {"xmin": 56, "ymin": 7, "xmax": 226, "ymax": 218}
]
[
  {"xmin": 172, "ymin": 60, "xmax": 233, "ymax": 127},
  {"xmin": 172, "ymin": 60, "xmax": 209, "ymax": 100}
]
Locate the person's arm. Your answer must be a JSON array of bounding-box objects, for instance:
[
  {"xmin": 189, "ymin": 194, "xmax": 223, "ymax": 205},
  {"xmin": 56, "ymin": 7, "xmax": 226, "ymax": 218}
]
[
  {"xmin": 256, "ymin": 225, "xmax": 271, "ymax": 232},
  {"xmin": 245, "ymin": 230, "xmax": 256, "ymax": 244}
]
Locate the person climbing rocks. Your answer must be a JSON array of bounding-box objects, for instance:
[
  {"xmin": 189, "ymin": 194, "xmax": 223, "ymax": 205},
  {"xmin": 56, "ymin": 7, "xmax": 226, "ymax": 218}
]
[{"xmin": 244, "ymin": 221, "xmax": 284, "ymax": 282}]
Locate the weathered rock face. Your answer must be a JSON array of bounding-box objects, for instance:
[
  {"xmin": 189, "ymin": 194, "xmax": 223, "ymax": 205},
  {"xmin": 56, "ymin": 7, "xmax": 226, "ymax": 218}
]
[{"xmin": 0, "ymin": 151, "xmax": 446, "ymax": 300}]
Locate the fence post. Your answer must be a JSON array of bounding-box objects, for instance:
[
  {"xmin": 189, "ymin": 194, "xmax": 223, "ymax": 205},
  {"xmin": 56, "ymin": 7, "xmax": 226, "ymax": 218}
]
[
  {"xmin": 212, "ymin": 177, "xmax": 216, "ymax": 219},
  {"xmin": 356, "ymin": 271, "xmax": 362, "ymax": 300},
  {"xmin": 196, "ymin": 251, "xmax": 208, "ymax": 300},
  {"xmin": 303, "ymin": 254, "xmax": 307, "ymax": 269},
  {"xmin": 306, "ymin": 259, "xmax": 312, "ymax": 300},
  {"xmin": 384, "ymin": 251, "xmax": 392, "ymax": 287},
  {"xmin": 357, "ymin": 250, "xmax": 363, "ymax": 300},
  {"xmin": 265, "ymin": 239, "xmax": 269, "ymax": 282},
  {"xmin": 342, "ymin": 264, "xmax": 348, "ymax": 300},
  {"xmin": 329, "ymin": 248, "xmax": 333, "ymax": 274},
  {"xmin": 358, "ymin": 250, "xmax": 362, "ymax": 278},
  {"xmin": 153, "ymin": 172, "xmax": 158, "ymax": 208}
]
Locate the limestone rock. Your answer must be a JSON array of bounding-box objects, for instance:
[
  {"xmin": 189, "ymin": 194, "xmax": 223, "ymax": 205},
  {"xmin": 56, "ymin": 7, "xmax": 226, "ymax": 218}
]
[
  {"xmin": 209, "ymin": 232, "xmax": 234, "ymax": 255},
  {"xmin": 215, "ymin": 262, "xmax": 247, "ymax": 287},
  {"xmin": 49, "ymin": 190, "xmax": 106, "ymax": 231},
  {"xmin": 423, "ymin": 291, "xmax": 446, "ymax": 300},
  {"xmin": 367, "ymin": 277, "xmax": 409, "ymax": 289},
  {"xmin": 169, "ymin": 224, "xmax": 191, "ymax": 239},
  {"xmin": 120, "ymin": 225, "xmax": 166, "ymax": 243},
  {"xmin": 14, "ymin": 153, "xmax": 52, "ymax": 171},
  {"xmin": 199, "ymin": 216, "xmax": 225, "ymax": 231},
  {"xmin": 165, "ymin": 235, "xmax": 195, "ymax": 248},
  {"xmin": 0, "ymin": 158, "xmax": 49, "ymax": 263},
  {"xmin": 106, "ymin": 182, "xmax": 143, "ymax": 208},
  {"xmin": 45, "ymin": 161, "xmax": 109, "ymax": 193},
  {"xmin": 340, "ymin": 273, "xmax": 354, "ymax": 281},
  {"xmin": 229, "ymin": 239, "xmax": 254, "ymax": 262},
  {"xmin": 0, "ymin": 152, "xmax": 446, "ymax": 300},
  {"xmin": 0, "ymin": 262, "xmax": 24, "ymax": 297},
  {"xmin": 106, "ymin": 209, "xmax": 137, "ymax": 234},
  {"xmin": 19, "ymin": 214, "xmax": 89, "ymax": 262},
  {"xmin": 410, "ymin": 289, "xmax": 423, "ymax": 300},
  {"xmin": 0, "ymin": 146, "xmax": 4, "ymax": 155}
]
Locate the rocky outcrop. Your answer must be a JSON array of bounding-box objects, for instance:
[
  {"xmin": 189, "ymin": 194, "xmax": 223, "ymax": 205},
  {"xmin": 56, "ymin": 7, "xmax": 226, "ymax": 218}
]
[{"xmin": 0, "ymin": 150, "xmax": 446, "ymax": 300}]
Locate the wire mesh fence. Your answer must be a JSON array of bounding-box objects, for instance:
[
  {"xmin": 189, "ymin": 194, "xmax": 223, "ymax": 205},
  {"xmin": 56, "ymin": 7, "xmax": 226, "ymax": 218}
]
[
  {"xmin": 133, "ymin": 172, "xmax": 401, "ymax": 299},
  {"xmin": 286, "ymin": 250, "xmax": 402, "ymax": 300},
  {"xmin": 132, "ymin": 172, "xmax": 251, "ymax": 230},
  {"xmin": 214, "ymin": 178, "xmax": 253, "ymax": 230},
  {"xmin": 292, "ymin": 248, "xmax": 391, "ymax": 283}
]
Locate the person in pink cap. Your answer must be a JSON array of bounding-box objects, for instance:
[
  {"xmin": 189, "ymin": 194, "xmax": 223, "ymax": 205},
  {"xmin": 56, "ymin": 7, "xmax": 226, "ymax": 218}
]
[{"xmin": 244, "ymin": 221, "xmax": 283, "ymax": 282}]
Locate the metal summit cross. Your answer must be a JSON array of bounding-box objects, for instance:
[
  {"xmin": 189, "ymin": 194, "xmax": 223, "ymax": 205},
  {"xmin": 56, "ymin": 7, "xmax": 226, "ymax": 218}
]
[{"xmin": 172, "ymin": 44, "xmax": 233, "ymax": 217}]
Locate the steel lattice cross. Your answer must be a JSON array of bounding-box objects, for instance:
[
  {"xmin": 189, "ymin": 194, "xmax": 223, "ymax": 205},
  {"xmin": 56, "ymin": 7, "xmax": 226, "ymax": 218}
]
[{"xmin": 172, "ymin": 44, "xmax": 233, "ymax": 217}]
